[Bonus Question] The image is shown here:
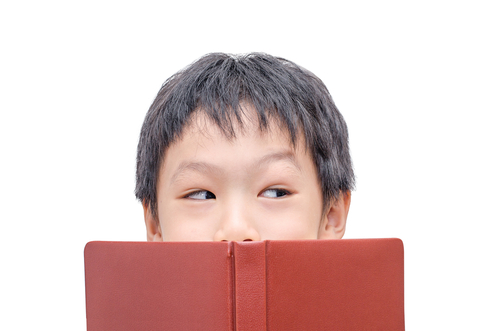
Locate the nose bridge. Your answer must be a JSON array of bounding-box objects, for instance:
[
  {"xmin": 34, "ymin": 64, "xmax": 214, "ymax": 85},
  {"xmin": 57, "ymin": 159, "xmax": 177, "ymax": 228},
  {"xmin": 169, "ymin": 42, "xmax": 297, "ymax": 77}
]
[{"xmin": 213, "ymin": 196, "xmax": 260, "ymax": 242}]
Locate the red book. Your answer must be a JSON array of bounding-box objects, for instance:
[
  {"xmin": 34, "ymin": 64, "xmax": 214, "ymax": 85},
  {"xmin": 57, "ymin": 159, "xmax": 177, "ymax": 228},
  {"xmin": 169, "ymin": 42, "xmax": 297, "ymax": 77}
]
[{"xmin": 85, "ymin": 239, "xmax": 404, "ymax": 330}]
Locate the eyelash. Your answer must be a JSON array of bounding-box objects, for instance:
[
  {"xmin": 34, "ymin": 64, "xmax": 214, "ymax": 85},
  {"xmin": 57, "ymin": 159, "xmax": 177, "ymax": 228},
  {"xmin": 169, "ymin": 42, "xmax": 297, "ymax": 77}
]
[
  {"xmin": 184, "ymin": 190, "xmax": 216, "ymax": 200},
  {"xmin": 260, "ymin": 188, "xmax": 291, "ymax": 198},
  {"xmin": 184, "ymin": 188, "xmax": 291, "ymax": 200}
]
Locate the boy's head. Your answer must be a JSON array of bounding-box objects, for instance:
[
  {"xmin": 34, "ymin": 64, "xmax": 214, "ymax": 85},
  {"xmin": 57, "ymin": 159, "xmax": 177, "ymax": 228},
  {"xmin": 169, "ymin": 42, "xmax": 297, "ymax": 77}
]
[{"xmin": 136, "ymin": 53, "xmax": 354, "ymax": 241}]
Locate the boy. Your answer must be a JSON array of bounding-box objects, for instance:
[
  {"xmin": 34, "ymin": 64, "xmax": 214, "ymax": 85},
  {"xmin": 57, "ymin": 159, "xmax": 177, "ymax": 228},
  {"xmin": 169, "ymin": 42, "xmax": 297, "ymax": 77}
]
[{"xmin": 135, "ymin": 53, "xmax": 355, "ymax": 242}]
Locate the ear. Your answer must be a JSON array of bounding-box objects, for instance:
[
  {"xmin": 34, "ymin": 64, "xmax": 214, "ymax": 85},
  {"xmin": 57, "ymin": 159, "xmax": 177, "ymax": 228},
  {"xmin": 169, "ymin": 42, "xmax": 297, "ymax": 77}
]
[
  {"xmin": 318, "ymin": 191, "xmax": 351, "ymax": 239},
  {"xmin": 143, "ymin": 201, "xmax": 163, "ymax": 242}
]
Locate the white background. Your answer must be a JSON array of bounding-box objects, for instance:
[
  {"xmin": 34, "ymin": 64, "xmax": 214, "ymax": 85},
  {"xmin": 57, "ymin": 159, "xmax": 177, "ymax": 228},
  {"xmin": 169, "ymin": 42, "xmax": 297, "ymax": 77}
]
[{"xmin": 1, "ymin": 1, "xmax": 499, "ymax": 329}]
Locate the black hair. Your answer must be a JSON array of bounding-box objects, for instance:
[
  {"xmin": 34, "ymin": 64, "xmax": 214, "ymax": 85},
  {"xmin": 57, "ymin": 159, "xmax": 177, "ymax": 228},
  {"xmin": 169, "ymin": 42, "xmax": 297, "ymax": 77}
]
[{"xmin": 135, "ymin": 53, "xmax": 354, "ymax": 218}]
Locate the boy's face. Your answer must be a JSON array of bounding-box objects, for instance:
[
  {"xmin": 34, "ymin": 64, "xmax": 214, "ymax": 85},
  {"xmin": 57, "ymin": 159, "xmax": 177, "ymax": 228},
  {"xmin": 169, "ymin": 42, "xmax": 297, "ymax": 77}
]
[{"xmin": 144, "ymin": 107, "xmax": 350, "ymax": 241}]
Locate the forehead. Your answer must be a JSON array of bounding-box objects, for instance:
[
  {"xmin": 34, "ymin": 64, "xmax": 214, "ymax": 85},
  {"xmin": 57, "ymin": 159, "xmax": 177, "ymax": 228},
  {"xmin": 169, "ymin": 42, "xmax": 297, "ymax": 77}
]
[
  {"xmin": 160, "ymin": 106, "xmax": 314, "ymax": 179},
  {"xmin": 180, "ymin": 103, "xmax": 303, "ymax": 146}
]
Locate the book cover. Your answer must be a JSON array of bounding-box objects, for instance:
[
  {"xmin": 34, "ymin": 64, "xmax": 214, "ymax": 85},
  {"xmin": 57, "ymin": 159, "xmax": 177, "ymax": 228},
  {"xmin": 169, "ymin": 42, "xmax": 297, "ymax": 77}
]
[{"xmin": 84, "ymin": 239, "xmax": 404, "ymax": 330}]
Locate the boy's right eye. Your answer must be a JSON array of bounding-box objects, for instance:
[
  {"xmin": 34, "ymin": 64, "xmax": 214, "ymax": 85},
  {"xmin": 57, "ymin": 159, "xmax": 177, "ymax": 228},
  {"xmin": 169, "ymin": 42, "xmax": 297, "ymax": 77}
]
[{"xmin": 185, "ymin": 190, "xmax": 216, "ymax": 200}]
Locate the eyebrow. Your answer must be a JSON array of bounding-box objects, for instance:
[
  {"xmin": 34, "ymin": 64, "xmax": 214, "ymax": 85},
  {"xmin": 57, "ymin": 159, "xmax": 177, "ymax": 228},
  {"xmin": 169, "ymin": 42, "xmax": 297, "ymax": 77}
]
[
  {"xmin": 169, "ymin": 161, "xmax": 224, "ymax": 185},
  {"xmin": 254, "ymin": 151, "xmax": 302, "ymax": 173},
  {"xmin": 169, "ymin": 151, "xmax": 301, "ymax": 185}
]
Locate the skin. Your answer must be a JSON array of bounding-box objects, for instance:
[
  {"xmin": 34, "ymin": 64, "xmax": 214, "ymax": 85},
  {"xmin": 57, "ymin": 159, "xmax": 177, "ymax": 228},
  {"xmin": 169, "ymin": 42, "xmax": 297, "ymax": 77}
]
[{"xmin": 144, "ymin": 107, "xmax": 350, "ymax": 242}]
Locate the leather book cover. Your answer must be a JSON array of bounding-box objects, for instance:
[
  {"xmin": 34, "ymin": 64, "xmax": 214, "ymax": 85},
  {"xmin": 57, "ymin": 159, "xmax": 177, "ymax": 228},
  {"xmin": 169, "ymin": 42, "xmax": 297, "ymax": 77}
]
[
  {"xmin": 84, "ymin": 241, "xmax": 234, "ymax": 331},
  {"xmin": 85, "ymin": 239, "xmax": 404, "ymax": 330},
  {"xmin": 264, "ymin": 239, "xmax": 404, "ymax": 330}
]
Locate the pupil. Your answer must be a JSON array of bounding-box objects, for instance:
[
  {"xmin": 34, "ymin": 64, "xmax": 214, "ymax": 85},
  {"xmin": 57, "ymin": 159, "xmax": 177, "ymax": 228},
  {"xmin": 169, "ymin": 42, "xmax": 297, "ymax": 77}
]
[
  {"xmin": 205, "ymin": 191, "xmax": 216, "ymax": 199},
  {"xmin": 276, "ymin": 190, "xmax": 286, "ymax": 197}
]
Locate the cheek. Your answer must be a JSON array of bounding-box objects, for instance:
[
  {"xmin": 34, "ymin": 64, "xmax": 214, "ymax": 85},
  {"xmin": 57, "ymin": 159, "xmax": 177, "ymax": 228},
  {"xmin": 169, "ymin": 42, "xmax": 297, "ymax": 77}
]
[
  {"xmin": 159, "ymin": 216, "xmax": 216, "ymax": 241},
  {"xmin": 258, "ymin": 216, "xmax": 318, "ymax": 240},
  {"xmin": 256, "ymin": 197, "xmax": 323, "ymax": 240},
  {"xmin": 157, "ymin": 201, "xmax": 218, "ymax": 241}
]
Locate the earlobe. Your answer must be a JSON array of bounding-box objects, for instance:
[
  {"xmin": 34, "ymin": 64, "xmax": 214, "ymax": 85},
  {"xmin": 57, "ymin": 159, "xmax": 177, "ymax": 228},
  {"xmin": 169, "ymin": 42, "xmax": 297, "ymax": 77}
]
[
  {"xmin": 318, "ymin": 191, "xmax": 351, "ymax": 239},
  {"xmin": 143, "ymin": 201, "xmax": 163, "ymax": 242}
]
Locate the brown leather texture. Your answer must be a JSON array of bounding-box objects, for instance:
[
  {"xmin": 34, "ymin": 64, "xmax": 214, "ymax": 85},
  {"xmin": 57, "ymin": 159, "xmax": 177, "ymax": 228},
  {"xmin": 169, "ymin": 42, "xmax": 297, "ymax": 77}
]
[
  {"xmin": 84, "ymin": 241, "xmax": 234, "ymax": 331},
  {"xmin": 85, "ymin": 239, "xmax": 404, "ymax": 330},
  {"xmin": 265, "ymin": 239, "xmax": 405, "ymax": 330},
  {"xmin": 234, "ymin": 241, "xmax": 266, "ymax": 331}
]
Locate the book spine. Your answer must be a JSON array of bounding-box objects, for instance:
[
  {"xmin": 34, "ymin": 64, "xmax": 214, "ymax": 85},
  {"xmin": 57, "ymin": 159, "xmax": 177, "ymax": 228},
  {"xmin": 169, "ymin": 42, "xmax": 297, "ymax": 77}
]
[{"xmin": 233, "ymin": 241, "xmax": 266, "ymax": 331}]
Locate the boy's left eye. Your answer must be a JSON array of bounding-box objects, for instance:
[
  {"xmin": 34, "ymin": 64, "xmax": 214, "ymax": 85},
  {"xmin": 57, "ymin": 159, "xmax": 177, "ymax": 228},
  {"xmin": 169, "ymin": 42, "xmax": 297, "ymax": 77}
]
[{"xmin": 260, "ymin": 188, "xmax": 291, "ymax": 198}]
